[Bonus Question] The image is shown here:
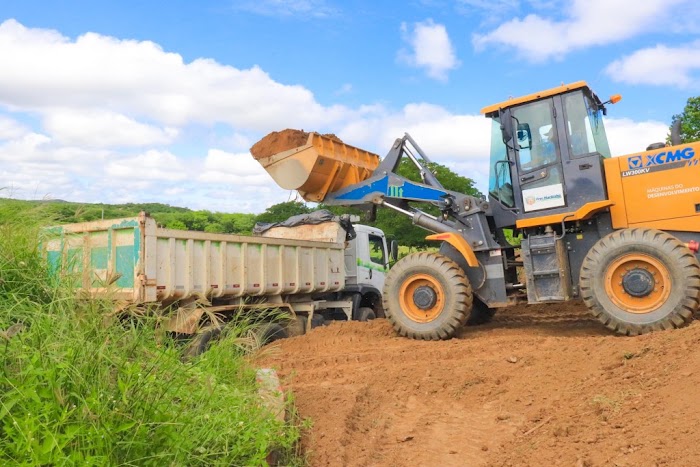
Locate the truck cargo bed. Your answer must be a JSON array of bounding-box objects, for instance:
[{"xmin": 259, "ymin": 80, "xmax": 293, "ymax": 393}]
[{"xmin": 44, "ymin": 213, "xmax": 345, "ymax": 305}]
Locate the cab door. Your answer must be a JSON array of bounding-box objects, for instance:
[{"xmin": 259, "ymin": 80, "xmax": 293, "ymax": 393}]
[
  {"xmin": 355, "ymin": 227, "xmax": 388, "ymax": 290},
  {"xmin": 512, "ymin": 98, "xmax": 567, "ymax": 215}
]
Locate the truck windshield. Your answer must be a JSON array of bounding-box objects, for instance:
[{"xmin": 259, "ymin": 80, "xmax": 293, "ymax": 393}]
[
  {"xmin": 488, "ymin": 117, "xmax": 514, "ymax": 207},
  {"xmin": 562, "ymin": 90, "xmax": 612, "ymax": 158}
]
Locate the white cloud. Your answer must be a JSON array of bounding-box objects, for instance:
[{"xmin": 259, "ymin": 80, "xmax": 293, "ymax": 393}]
[
  {"xmin": 473, "ymin": 0, "xmax": 688, "ymax": 62},
  {"xmin": 199, "ymin": 149, "xmax": 271, "ymax": 185},
  {"xmin": 335, "ymin": 83, "xmax": 353, "ymax": 96},
  {"xmin": 0, "ymin": 115, "xmax": 29, "ymax": 140},
  {"xmin": 106, "ymin": 150, "xmax": 188, "ymax": 181},
  {"xmin": 605, "ymin": 41, "xmax": 700, "ymax": 88},
  {"xmin": 0, "ymin": 19, "xmax": 346, "ymax": 133},
  {"xmin": 43, "ymin": 110, "xmax": 178, "ymax": 148},
  {"xmin": 399, "ymin": 20, "xmax": 460, "ymax": 81},
  {"xmin": 233, "ymin": 0, "xmax": 337, "ymax": 18},
  {"xmin": 605, "ymin": 117, "xmax": 669, "ymax": 156}
]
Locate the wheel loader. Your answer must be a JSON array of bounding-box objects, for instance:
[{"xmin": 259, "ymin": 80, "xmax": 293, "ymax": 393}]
[{"xmin": 252, "ymin": 81, "xmax": 700, "ymax": 340}]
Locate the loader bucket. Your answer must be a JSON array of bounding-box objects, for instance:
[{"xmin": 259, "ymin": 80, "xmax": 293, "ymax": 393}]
[{"xmin": 253, "ymin": 131, "xmax": 380, "ymax": 203}]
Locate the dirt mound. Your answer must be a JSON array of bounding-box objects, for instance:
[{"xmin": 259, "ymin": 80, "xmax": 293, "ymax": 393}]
[
  {"xmin": 260, "ymin": 302, "xmax": 700, "ymax": 466},
  {"xmin": 250, "ymin": 129, "xmax": 310, "ymax": 160},
  {"xmin": 250, "ymin": 130, "xmax": 345, "ymax": 160}
]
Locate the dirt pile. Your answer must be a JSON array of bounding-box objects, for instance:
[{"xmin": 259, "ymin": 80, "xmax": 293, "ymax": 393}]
[
  {"xmin": 250, "ymin": 129, "xmax": 310, "ymax": 160},
  {"xmin": 260, "ymin": 302, "xmax": 700, "ymax": 466},
  {"xmin": 250, "ymin": 130, "xmax": 345, "ymax": 160}
]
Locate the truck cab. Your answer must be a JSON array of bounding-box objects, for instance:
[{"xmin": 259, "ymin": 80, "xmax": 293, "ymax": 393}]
[{"xmin": 346, "ymin": 224, "xmax": 389, "ymax": 290}]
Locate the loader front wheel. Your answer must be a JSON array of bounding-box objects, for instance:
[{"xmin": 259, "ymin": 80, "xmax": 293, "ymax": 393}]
[
  {"xmin": 580, "ymin": 228, "xmax": 700, "ymax": 335},
  {"xmin": 382, "ymin": 252, "xmax": 472, "ymax": 340}
]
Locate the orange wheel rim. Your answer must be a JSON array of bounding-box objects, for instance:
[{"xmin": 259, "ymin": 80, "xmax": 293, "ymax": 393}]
[
  {"xmin": 399, "ymin": 273, "xmax": 445, "ymax": 323},
  {"xmin": 604, "ymin": 253, "xmax": 671, "ymax": 314}
]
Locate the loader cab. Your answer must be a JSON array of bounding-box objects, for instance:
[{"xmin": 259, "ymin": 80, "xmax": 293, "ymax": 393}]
[{"xmin": 483, "ymin": 81, "xmax": 613, "ymax": 229}]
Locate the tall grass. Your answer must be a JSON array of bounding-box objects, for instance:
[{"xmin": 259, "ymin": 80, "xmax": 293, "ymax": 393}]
[{"xmin": 0, "ymin": 204, "xmax": 301, "ymax": 466}]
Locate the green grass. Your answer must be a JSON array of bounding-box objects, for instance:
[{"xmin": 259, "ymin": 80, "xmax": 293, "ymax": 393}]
[{"xmin": 0, "ymin": 204, "xmax": 302, "ymax": 466}]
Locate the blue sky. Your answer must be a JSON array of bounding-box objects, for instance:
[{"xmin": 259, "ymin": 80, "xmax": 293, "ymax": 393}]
[{"xmin": 0, "ymin": 0, "xmax": 698, "ymax": 212}]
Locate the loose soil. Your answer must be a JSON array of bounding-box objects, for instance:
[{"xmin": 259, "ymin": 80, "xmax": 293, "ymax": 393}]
[
  {"xmin": 260, "ymin": 301, "xmax": 700, "ymax": 466},
  {"xmin": 250, "ymin": 129, "xmax": 343, "ymax": 159}
]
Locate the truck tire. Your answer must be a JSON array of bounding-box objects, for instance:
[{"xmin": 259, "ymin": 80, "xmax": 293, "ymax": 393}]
[
  {"xmin": 356, "ymin": 306, "xmax": 376, "ymax": 322},
  {"xmin": 467, "ymin": 298, "xmax": 496, "ymax": 326},
  {"xmin": 183, "ymin": 327, "xmax": 221, "ymax": 359},
  {"xmin": 256, "ymin": 323, "xmax": 289, "ymax": 345},
  {"xmin": 382, "ymin": 252, "xmax": 472, "ymax": 340},
  {"xmin": 579, "ymin": 228, "xmax": 700, "ymax": 335}
]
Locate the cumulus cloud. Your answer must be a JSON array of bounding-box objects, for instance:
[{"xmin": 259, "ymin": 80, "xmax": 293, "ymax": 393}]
[
  {"xmin": 43, "ymin": 110, "xmax": 178, "ymax": 148},
  {"xmin": 199, "ymin": 149, "xmax": 271, "ymax": 185},
  {"xmin": 0, "ymin": 19, "xmax": 345, "ymax": 132},
  {"xmin": 106, "ymin": 150, "xmax": 188, "ymax": 181},
  {"xmin": 0, "ymin": 115, "xmax": 29, "ymax": 140},
  {"xmin": 605, "ymin": 117, "xmax": 669, "ymax": 156},
  {"xmin": 605, "ymin": 41, "xmax": 700, "ymax": 88},
  {"xmin": 399, "ymin": 20, "xmax": 460, "ymax": 81},
  {"xmin": 473, "ymin": 0, "xmax": 688, "ymax": 62}
]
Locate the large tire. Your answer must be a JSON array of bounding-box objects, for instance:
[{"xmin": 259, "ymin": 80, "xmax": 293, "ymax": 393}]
[
  {"xmin": 579, "ymin": 228, "xmax": 700, "ymax": 335},
  {"xmin": 467, "ymin": 298, "xmax": 496, "ymax": 326},
  {"xmin": 356, "ymin": 306, "xmax": 376, "ymax": 322},
  {"xmin": 256, "ymin": 323, "xmax": 289, "ymax": 345},
  {"xmin": 183, "ymin": 327, "xmax": 221, "ymax": 359},
  {"xmin": 382, "ymin": 252, "xmax": 472, "ymax": 340}
]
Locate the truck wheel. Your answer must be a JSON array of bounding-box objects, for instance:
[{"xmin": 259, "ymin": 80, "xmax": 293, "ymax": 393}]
[
  {"xmin": 382, "ymin": 252, "xmax": 472, "ymax": 340},
  {"xmin": 579, "ymin": 228, "xmax": 700, "ymax": 335},
  {"xmin": 466, "ymin": 298, "xmax": 496, "ymax": 326},
  {"xmin": 256, "ymin": 323, "xmax": 289, "ymax": 345},
  {"xmin": 183, "ymin": 327, "xmax": 221, "ymax": 359},
  {"xmin": 356, "ymin": 307, "xmax": 376, "ymax": 322}
]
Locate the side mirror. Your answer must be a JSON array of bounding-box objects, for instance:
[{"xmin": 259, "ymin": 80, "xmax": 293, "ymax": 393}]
[
  {"xmin": 516, "ymin": 123, "xmax": 532, "ymax": 150},
  {"xmin": 390, "ymin": 240, "xmax": 399, "ymax": 262}
]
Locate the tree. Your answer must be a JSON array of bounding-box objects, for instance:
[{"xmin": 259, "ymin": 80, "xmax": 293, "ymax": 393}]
[
  {"xmin": 669, "ymin": 96, "xmax": 700, "ymax": 144},
  {"xmin": 254, "ymin": 201, "xmax": 311, "ymax": 225}
]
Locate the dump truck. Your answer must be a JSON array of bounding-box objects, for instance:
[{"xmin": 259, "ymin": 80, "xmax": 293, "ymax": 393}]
[
  {"xmin": 253, "ymin": 81, "xmax": 700, "ymax": 340},
  {"xmin": 43, "ymin": 212, "xmax": 391, "ymax": 347}
]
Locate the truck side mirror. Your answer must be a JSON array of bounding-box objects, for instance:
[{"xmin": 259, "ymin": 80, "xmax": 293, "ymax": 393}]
[{"xmin": 390, "ymin": 240, "xmax": 399, "ymax": 262}]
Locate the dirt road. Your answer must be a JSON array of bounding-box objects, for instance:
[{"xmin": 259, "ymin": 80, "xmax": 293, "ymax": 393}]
[{"xmin": 261, "ymin": 301, "xmax": 700, "ymax": 466}]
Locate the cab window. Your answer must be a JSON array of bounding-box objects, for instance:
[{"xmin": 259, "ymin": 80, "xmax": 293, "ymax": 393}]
[
  {"xmin": 563, "ymin": 91, "xmax": 612, "ymax": 158},
  {"xmin": 368, "ymin": 234, "xmax": 386, "ymax": 266},
  {"xmin": 512, "ymin": 100, "xmax": 559, "ymax": 172},
  {"xmin": 488, "ymin": 117, "xmax": 514, "ymax": 207}
]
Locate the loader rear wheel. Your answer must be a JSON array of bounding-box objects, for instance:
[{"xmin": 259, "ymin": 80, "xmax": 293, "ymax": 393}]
[
  {"xmin": 382, "ymin": 252, "xmax": 472, "ymax": 340},
  {"xmin": 579, "ymin": 228, "xmax": 700, "ymax": 335}
]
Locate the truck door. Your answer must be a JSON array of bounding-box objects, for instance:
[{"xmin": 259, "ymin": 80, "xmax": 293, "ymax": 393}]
[
  {"xmin": 512, "ymin": 99, "xmax": 567, "ymax": 214},
  {"xmin": 356, "ymin": 229, "xmax": 388, "ymax": 291}
]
